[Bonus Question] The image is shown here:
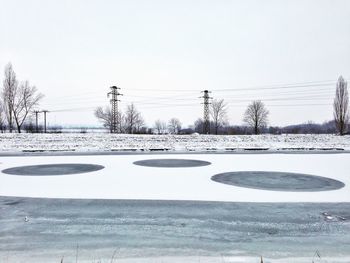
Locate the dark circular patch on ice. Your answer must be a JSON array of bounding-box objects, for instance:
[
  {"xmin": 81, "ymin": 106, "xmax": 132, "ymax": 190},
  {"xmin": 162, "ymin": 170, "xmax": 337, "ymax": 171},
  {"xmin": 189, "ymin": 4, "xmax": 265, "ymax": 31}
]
[
  {"xmin": 133, "ymin": 159, "xmax": 211, "ymax": 168},
  {"xmin": 2, "ymin": 163, "xmax": 104, "ymax": 176},
  {"xmin": 211, "ymin": 171, "xmax": 345, "ymax": 192}
]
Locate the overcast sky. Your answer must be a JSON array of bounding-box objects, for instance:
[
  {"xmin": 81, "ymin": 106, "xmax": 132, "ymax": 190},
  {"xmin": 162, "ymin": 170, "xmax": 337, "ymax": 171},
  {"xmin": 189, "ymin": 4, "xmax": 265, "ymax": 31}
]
[{"xmin": 1, "ymin": 0, "xmax": 350, "ymax": 128}]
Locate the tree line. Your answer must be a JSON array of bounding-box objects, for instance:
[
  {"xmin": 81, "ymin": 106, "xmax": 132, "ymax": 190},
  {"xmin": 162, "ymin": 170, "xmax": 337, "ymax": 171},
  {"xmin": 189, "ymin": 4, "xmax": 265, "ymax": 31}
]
[{"xmin": 95, "ymin": 76, "xmax": 349, "ymax": 135}]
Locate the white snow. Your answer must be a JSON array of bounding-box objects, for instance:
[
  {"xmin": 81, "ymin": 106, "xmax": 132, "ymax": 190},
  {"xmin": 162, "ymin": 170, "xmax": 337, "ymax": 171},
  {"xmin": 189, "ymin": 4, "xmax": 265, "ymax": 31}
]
[
  {"xmin": 0, "ymin": 153, "xmax": 349, "ymax": 202},
  {"xmin": 0, "ymin": 133, "xmax": 350, "ymax": 153}
]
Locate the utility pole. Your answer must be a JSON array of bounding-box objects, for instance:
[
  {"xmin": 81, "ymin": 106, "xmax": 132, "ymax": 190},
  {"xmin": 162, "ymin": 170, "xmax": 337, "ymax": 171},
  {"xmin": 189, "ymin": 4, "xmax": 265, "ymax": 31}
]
[
  {"xmin": 42, "ymin": 110, "xmax": 49, "ymax": 133},
  {"xmin": 34, "ymin": 110, "xmax": 41, "ymax": 133},
  {"xmin": 107, "ymin": 86, "xmax": 122, "ymax": 133},
  {"xmin": 200, "ymin": 90, "xmax": 212, "ymax": 134}
]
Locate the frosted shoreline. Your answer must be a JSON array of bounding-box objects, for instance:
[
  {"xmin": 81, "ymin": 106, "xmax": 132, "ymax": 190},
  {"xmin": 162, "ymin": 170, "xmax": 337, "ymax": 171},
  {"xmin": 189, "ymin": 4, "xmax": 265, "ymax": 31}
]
[{"xmin": 0, "ymin": 133, "xmax": 350, "ymax": 153}]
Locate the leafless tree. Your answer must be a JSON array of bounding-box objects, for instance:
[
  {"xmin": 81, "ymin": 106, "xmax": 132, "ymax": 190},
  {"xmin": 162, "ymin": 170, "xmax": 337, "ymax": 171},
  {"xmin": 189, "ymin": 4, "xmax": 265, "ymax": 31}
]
[
  {"xmin": 210, "ymin": 99, "xmax": 227, "ymax": 135},
  {"xmin": 95, "ymin": 106, "xmax": 124, "ymax": 133},
  {"xmin": 2, "ymin": 63, "xmax": 18, "ymax": 132},
  {"xmin": 95, "ymin": 106, "xmax": 113, "ymax": 132},
  {"xmin": 12, "ymin": 81, "xmax": 43, "ymax": 133},
  {"xmin": 168, "ymin": 118, "xmax": 182, "ymax": 134},
  {"xmin": 154, "ymin": 120, "xmax": 162, "ymax": 134},
  {"xmin": 194, "ymin": 118, "xmax": 204, "ymax": 134},
  {"xmin": 333, "ymin": 76, "xmax": 349, "ymax": 135},
  {"xmin": 154, "ymin": 119, "xmax": 167, "ymax": 134},
  {"xmin": 134, "ymin": 115, "xmax": 145, "ymax": 133},
  {"xmin": 243, "ymin": 100, "xmax": 269, "ymax": 134},
  {"xmin": 124, "ymin": 103, "xmax": 144, "ymax": 134}
]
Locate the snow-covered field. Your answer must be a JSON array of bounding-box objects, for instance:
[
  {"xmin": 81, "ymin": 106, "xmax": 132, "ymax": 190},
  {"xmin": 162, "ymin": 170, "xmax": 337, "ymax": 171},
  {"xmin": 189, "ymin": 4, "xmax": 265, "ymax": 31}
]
[{"xmin": 0, "ymin": 133, "xmax": 350, "ymax": 153}]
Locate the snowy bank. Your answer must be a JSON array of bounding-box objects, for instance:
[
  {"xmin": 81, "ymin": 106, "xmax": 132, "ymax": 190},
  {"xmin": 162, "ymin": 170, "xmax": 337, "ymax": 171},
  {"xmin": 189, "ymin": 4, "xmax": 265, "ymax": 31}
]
[{"xmin": 0, "ymin": 133, "xmax": 350, "ymax": 153}]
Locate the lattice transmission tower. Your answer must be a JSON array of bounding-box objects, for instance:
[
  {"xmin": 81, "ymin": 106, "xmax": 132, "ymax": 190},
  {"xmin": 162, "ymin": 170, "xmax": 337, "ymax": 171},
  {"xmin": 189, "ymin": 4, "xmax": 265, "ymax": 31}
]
[
  {"xmin": 107, "ymin": 86, "xmax": 122, "ymax": 133},
  {"xmin": 200, "ymin": 90, "xmax": 212, "ymax": 134}
]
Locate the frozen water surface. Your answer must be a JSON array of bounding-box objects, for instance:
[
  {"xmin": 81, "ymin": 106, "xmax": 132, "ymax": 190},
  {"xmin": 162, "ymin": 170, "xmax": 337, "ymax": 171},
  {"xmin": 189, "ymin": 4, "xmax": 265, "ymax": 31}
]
[
  {"xmin": 211, "ymin": 171, "xmax": 345, "ymax": 192},
  {"xmin": 2, "ymin": 163, "xmax": 104, "ymax": 176},
  {"xmin": 133, "ymin": 159, "xmax": 211, "ymax": 167},
  {"xmin": 0, "ymin": 153, "xmax": 350, "ymax": 262},
  {"xmin": 0, "ymin": 197, "xmax": 349, "ymax": 262}
]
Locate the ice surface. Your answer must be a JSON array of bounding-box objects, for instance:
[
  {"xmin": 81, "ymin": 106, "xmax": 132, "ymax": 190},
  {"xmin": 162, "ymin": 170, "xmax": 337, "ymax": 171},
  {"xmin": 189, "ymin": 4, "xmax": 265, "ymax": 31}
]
[
  {"xmin": 1, "ymin": 163, "xmax": 104, "ymax": 175},
  {"xmin": 0, "ymin": 198, "xmax": 349, "ymax": 263},
  {"xmin": 211, "ymin": 171, "xmax": 345, "ymax": 191},
  {"xmin": 133, "ymin": 158, "xmax": 211, "ymax": 167},
  {"xmin": 0, "ymin": 153, "xmax": 349, "ymax": 202}
]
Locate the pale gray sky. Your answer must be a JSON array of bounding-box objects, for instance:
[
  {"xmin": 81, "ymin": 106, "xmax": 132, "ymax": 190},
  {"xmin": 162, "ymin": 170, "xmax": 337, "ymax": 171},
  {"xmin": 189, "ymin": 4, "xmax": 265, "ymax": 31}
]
[{"xmin": 1, "ymin": 0, "xmax": 349, "ymax": 127}]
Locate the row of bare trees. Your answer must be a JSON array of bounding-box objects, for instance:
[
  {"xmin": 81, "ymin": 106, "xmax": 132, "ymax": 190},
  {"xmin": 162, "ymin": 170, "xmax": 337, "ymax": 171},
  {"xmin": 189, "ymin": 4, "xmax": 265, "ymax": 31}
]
[
  {"xmin": 94, "ymin": 76, "xmax": 348, "ymax": 135},
  {"xmin": 192, "ymin": 100, "xmax": 269, "ymax": 135},
  {"xmin": 0, "ymin": 63, "xmax": 43, "ymax": 133},
  {"xmin": 154, "ymin": 118, "xmax": 182, "ymax": 134},
  {"xmin": 210, "ymin": 99, "xmax": 269, "ymax": 135},
  {"xmin": 95, "ymin": 98, "xmax": 269, "ymax": 135},
  {"xmin": 207, "ymin": 76, "xmax": 348, "ymax": 135}
]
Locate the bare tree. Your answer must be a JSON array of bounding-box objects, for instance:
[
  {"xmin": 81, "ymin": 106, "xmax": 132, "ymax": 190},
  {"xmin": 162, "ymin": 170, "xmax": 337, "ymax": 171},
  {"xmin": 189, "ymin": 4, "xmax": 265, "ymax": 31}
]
[
  {"xmin": 194, "ymin": 118, "xmax": 204, "ymax": 134},
  {"xmin": 12, "ymin": 81, "xmax": 43, "ymax": 133},
  {"xmin": 95, "ymin": 106, "xmax": 124, "ymax": 133},
  {"xmin": 333, "ymin": 76, "xmax": 349, "ymax": 135},
  {"xmin": 210, "ymin": 99, "xmax": 227, "ymax": 135},
  {"xmin": 168, "ymin": 118, "xmax": 182, "ymax": 134},
  {"xmin": 0, "ymin": 102, "xmax": 5, "ymax": 132},
  {"xmin": 134, "ymin": 114, "xmax": 145, "ymax": 133},
  {"xmin": 95, "ymin": 106, "xmax": 113, "ymax": 133},
  {"xmin": 243, "ymin": 100, "xmax": 269, "ymax": 135},
  {"xmin": 124, "ymin": 103, "xmax": 144, "ymax": 134},
  {"xmin": 2, "ymin": 63, "xmax": 18, "ymax": 132},
  {"xmin": 154, "ymin": 119, "xmax": 167, "ymax": 134}
]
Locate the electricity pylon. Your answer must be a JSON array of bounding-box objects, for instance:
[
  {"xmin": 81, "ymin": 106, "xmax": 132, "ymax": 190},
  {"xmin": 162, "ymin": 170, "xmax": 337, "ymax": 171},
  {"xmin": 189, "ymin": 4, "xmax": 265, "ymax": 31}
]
[
  {"xmin": 107, "ymin": 86, "xmax": 122, "ymax": 133},
  {"xmin": 200, "ymin": 90, "xmax": 212, "ymax": 134}
]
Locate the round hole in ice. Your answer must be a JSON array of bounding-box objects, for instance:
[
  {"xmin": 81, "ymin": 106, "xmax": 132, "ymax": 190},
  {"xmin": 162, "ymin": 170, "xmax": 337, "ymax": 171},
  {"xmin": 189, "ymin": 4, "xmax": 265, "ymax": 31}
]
[
  {"xmin": 133, "ymin": 159, "xmax": 211, "ymax": 168},
  {"xmin": 211, "ymin": 171, "xmax": 345, "ymax": 192},
  {"xmin": 2, "ymin": 163, "xmax": 104, "ymax": 176}
]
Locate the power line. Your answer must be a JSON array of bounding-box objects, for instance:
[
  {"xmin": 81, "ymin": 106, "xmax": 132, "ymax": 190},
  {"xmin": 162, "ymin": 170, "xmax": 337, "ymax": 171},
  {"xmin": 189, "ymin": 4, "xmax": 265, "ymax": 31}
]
[
  {"xmin": 46, "ymin": 100, "xmax": 333, "ymax": 114},
  {"xmin": 41, "ymin": 78, "xmax": 344, "ymax": 125},
  {"xmin": 215, "ymin": 82, "xmax": 336, "ymax": 92},
  {"xmin": 42, "ymin": 78, "xmax": 341, "ymax": 104},
  {"xmin": 50, "ymin": 106, "xmax": 97, "ymax": 112},
  {"xmin": 266, "ymin": 103, "xmax": 332, "ymax": 107},
  {"xmin": 42, "ymin": 89, "xmax": 333, "ymax": 108}
]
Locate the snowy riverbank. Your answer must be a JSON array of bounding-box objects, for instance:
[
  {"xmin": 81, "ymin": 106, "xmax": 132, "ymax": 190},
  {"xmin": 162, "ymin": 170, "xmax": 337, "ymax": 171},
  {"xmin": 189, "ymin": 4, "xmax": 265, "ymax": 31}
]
[{"xmin": 0, "ymin": 133, "xmax": 350, "ymax": 153}]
